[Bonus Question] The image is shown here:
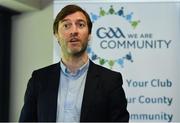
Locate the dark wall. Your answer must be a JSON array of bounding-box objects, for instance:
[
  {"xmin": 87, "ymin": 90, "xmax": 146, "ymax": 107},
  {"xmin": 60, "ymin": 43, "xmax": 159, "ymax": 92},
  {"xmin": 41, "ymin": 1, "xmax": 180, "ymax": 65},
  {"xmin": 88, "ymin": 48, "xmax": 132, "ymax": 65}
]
[{"xmin": 0, "ymin": 6, "xmax": 19, "ymax": 121}]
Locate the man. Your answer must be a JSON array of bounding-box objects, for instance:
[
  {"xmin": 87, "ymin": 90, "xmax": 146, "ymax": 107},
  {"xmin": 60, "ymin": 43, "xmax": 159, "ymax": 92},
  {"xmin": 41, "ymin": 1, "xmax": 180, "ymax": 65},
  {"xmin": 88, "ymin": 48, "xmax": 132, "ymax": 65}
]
[{"xmin": 19, "ymin": 4, "xmax": 129, "ymax": 122}]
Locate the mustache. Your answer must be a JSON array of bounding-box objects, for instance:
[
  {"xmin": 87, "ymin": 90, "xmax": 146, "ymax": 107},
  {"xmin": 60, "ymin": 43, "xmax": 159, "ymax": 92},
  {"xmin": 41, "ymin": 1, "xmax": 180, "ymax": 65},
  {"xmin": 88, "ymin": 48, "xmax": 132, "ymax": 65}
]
[{"xmin": 69, "ymin": 37, "xmax": 80, "ymax": 42}]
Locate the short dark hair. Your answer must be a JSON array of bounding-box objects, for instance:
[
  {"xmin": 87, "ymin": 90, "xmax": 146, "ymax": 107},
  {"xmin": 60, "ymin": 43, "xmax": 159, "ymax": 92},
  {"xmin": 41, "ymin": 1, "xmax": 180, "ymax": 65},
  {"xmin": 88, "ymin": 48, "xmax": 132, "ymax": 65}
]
[{"xmin": 53, "ymin": 4, "xmax": 92, "ymax": 34}]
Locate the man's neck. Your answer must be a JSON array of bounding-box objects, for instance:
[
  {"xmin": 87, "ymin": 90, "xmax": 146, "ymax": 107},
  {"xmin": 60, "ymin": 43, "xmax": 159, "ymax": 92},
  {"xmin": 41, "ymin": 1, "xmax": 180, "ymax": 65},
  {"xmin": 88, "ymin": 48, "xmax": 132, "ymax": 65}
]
[{"xmin": 61, "ymin": 52, "xmax": 89, "ymax": 73}]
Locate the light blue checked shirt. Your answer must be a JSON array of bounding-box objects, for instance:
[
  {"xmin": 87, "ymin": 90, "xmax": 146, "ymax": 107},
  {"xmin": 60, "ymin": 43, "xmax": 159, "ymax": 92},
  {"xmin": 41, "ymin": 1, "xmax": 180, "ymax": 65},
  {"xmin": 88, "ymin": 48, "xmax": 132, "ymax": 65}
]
[{"xmin": 56, "ymin": 60, "xmax": 89, "ymax": 122}]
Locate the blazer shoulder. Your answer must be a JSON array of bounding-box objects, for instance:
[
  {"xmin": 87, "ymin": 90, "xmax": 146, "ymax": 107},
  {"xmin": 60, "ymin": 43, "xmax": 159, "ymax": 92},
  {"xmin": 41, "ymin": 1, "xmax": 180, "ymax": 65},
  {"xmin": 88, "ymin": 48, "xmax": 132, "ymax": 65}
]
[
  {"xmin": 90, "ymin": 61, "xmax": 124, "ymax": 93},
  {"xmin": 33, "ymin": 62, "xmax": 60, "ymax": 75},
  {"xmin": 92, "ymin": 62, "xmax": 122, "ymax": 76}
]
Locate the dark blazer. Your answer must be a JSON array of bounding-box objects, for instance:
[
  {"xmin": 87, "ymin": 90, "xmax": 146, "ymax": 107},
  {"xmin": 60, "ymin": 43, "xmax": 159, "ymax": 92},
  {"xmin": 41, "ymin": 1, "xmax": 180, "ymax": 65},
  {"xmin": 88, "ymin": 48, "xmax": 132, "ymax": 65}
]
[{"xmin": 19, "ymin": 60, "xmax": 129, "ymax": 122}]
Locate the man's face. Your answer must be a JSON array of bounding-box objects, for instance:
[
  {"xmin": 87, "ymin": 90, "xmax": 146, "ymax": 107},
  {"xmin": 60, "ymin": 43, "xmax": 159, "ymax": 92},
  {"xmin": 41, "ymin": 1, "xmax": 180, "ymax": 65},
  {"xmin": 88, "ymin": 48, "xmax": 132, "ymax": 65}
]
[{"xmin": 55, "ymin": 11, "xmax": 90, "ymax": 56}]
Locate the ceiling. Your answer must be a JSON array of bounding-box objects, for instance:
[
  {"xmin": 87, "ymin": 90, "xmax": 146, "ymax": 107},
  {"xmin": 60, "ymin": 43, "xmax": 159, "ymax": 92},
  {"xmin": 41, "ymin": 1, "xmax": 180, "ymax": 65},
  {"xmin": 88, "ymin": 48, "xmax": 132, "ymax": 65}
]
[
  {"xmin": 0, "ymin": 0, "xmax": 49, "ymax": 12},
  {"xmin": 1, "ymin": 0, "xmax": 178, "ymax": 12}
]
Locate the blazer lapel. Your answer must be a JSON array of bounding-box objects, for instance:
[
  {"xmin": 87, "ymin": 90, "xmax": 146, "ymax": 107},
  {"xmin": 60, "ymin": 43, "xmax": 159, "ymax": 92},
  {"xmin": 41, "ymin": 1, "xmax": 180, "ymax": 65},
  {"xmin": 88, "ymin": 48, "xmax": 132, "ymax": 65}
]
[
  {"xmin": 80, "ymin": 61, "xmax": 100, "ymax": 121},
  {"xmin": 45, "ymin": 62, "xmax": 60, "ymax": 121}
]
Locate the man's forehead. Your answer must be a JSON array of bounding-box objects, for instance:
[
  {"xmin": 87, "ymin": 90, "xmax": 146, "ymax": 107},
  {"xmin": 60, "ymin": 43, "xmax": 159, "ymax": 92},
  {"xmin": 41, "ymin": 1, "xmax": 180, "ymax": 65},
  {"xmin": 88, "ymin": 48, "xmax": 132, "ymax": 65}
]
[{"xmin": 61, "ymin": 11, "xmax": 87, "ymax": 22}]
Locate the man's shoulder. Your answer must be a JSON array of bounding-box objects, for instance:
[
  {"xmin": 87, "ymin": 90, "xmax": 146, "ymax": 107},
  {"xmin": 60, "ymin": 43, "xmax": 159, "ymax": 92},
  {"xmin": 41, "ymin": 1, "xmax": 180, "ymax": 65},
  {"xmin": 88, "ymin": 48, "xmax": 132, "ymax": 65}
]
[
  {"xmin": 33, "ymin": 62, "xmax": 60, "ymax": 75},
  {"xmin": 91, "ymin": 61, "xmax": 123, "ymax": 87},
  {"xmin": 91, "ymin": 61, "xmax": 121, "ymax": 76}
]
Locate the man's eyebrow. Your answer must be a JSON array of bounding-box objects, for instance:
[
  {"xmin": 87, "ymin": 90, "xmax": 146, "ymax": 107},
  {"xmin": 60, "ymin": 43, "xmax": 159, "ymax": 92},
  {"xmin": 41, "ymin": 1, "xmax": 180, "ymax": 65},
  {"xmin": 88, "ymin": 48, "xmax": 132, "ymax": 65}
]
[
  {"xmin": 60, "ymin": 19, "xmax": 70, "ymax": 23},
  {"xmin": 60, "ymin": 19, "xmax": 86, "ymax": 23},
  {"xmin": 76, "ymin": 19, "xmax": 86, "ymax": 23}
]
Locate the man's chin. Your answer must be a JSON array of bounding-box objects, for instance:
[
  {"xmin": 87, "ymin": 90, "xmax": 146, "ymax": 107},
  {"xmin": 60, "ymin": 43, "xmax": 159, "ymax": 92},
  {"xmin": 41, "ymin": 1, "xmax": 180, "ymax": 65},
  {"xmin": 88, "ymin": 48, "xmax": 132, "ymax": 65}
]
[{"xmin": 68, "ymin": 48, "xmax": 86, "ymax": 56}]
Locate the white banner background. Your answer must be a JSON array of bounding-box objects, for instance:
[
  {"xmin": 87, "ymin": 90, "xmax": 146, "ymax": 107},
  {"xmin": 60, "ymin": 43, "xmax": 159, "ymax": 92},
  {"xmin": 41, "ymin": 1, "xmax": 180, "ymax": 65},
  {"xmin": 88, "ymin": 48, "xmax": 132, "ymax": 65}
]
[{"xmin": 53, "ymin": 1, "xmax": 180, "ymax": 122}]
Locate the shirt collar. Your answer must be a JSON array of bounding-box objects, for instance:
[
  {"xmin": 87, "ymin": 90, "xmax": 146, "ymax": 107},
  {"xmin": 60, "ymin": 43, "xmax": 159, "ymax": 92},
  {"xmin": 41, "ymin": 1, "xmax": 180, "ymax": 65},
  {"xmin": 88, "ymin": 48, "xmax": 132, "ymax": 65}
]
[{"xmin": 60, "ymin": 59, "xmax": 89, "ymax": 79}]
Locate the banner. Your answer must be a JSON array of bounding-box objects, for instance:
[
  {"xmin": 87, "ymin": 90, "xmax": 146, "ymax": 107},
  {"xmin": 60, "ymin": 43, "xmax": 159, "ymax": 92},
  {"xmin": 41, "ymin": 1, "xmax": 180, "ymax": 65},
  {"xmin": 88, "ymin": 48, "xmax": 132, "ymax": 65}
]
[{"xmin": 53, "ymin": 1, "xmax": 180, "ymax": 122}]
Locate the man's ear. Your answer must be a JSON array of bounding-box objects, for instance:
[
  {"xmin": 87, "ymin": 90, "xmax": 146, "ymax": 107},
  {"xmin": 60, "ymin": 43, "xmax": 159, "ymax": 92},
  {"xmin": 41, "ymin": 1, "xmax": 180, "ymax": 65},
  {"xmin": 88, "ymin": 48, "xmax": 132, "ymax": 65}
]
[
  {"xmin": 54, "ymin": 33, "xmax": 59, "ymax": 39},
  {"xmin": 54, "ymin": 33, "xmax": 60, "ymax": 45},
  {"xmin": 88, "ymin": 34, "xmax": 91, "ymax": 41}
]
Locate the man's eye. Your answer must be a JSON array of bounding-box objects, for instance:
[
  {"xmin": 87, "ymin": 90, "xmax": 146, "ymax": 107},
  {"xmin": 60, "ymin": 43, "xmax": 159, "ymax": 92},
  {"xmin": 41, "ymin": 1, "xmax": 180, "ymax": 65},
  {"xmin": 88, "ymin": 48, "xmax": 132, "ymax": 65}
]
[
  {"xmin": 78, "ymin": 23, "xmax": 85, "ymax": 28},
  {"xmin": 63, "ymin": 23, "xmax": 71, "ymax": 29}
]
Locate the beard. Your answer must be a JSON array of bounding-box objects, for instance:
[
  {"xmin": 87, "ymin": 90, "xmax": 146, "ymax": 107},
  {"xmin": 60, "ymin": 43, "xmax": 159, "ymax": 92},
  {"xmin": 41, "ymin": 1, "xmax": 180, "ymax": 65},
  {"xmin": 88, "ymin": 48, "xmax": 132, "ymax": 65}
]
[
  {"xmin": 69, "ymin": 42, "xmax": 88, "ymax": 57},
  {"xmin": 61, "ymin": 40, "xmax": 88, "ymax": 57}
]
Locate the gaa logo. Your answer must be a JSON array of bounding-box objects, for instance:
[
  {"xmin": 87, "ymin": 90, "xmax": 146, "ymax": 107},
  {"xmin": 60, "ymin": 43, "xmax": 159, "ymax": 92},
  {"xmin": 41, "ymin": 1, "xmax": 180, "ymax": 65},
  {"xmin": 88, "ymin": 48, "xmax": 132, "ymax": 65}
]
[
  {"xmin": 97, "ymin": 27, "xmax": 125, "ymax": 39},
  {"xmin": 87, "ymin": 5, "xmax": 140, "ymax": 70}
]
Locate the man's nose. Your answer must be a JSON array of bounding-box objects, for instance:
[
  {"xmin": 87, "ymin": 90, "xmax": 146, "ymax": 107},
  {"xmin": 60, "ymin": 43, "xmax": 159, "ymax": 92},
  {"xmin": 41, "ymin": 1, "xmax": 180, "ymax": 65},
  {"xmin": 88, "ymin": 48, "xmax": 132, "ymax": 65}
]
[{"xmin": 70, "ymin": 24, "xmax": 78, "ymax": 36}]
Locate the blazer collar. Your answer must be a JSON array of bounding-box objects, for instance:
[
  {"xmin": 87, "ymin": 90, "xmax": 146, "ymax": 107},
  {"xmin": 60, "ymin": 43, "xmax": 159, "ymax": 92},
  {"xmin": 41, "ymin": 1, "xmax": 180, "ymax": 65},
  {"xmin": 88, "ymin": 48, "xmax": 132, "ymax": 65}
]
[
  {"xmin": 80, "ymin": 60, "xmax": 100, "ymax": 121},
  {"xmin": 45, "ymin": 62, "xmax": 60, "ymax": 121}
]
